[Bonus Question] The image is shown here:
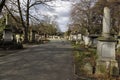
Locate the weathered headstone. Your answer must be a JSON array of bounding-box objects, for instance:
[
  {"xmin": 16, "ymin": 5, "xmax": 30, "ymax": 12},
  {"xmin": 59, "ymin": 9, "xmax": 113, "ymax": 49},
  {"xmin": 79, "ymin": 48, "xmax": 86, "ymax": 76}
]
[
  {"xmin": 16, "ymin": 34, "xmax": 20, "ymax": 43},
  {"xmin": 3, "ymin": 29, "xmax": 13, "ymax": 42},
  {"xmin": 83, "ymin": 35, "xmax": 90, "ymax": 46},
  {"xmin": 73, "ymin": 35, "xmax": 77, "ymax": 41},
  {"xmin": 3, "ymin": 13, "xmax": 13, "ymax": 42},
  {"xmin": 78, "ymin": 34, "xmax": 82, "ymax": 40},
  {"xmin": 96, "ymin": 7, "xmax": 119, "ymax": 76}
]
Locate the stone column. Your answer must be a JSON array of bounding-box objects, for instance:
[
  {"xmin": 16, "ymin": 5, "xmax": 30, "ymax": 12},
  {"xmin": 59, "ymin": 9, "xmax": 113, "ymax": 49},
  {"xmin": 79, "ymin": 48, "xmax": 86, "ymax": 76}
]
[{"xmin": 102, "ymin": 7, "xmax": 111, "ymax": 38}]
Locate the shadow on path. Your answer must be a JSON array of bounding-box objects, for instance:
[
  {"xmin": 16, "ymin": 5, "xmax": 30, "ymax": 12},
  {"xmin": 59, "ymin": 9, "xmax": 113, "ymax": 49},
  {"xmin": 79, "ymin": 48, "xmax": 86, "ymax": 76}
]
[{"xmin": 0, "ymin": 40, "xmax": 74, "ymax": 80}]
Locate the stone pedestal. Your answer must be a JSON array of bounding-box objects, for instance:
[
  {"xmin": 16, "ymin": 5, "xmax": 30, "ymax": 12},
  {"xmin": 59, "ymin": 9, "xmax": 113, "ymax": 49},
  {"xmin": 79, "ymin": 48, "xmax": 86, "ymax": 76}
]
[
  {"xmin": 96, "ymin": 38, "xmax": 119, "ymax": 76},
  {"xmin": 97, "ymin": 39, "xmax": 116, "ymax": 60}
]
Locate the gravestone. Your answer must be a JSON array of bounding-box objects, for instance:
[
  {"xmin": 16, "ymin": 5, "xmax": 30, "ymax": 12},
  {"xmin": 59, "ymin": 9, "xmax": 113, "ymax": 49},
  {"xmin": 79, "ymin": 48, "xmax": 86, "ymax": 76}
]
[
  {"xmin": 16, "ymin": 34, "xmax": 20, "ymax": 43},
  {"xmin": 3, "ymin": 13, "xmax": 13, "ymax": 42},
  {"xmin": 83, "ymin": 35, "xmax": 90, "ymax": 46},
  {"xmin": 73, "ymin": 35, "xmax": 77, "ymax": 40},
  {"xmin": 96, "ymin": 7, "xmax": 119, "ymax": 76},
  {"xmin": 78, "ymin": 34, "xmax": 82, "ymax": 40},
  {"xmin": 3, "ymin": 29, "xmax": 13, "ymax": 42}
]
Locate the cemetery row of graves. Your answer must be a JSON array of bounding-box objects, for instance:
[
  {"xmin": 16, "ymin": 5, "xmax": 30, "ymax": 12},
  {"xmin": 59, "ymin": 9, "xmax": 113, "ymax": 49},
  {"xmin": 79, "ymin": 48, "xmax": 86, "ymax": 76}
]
[
  {"xmin": 0, "ymin": 12, "xmax": 60, "ymax": 49},
  {"xmin": 67, "ymin": 4, "xmax": 120, "ymax": 79},
  {"xmin": 69, "ymin": 33, "xmax": 120, "ymax": 79},
  {"xmin": 68, "ymin": 7, "xmax": 120, "ymax": 79},
  {"xmin": 0, "ymin": 25, "xmax": 62, "ymax": 49},
  {"xmin": 0, "ymin": 24, "xmax": 61, "ymax": 49}
]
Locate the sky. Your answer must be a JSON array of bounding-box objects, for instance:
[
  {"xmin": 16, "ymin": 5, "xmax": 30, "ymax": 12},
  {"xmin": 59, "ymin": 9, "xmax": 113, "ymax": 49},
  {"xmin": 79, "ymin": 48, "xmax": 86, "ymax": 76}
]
[
  {"xmin": 49, "ymin": 0, "xmax": 72, "ymax": 32},
  {"xmin": 31, "ymin": 0, "xmax": 73, "ymax": 32}
]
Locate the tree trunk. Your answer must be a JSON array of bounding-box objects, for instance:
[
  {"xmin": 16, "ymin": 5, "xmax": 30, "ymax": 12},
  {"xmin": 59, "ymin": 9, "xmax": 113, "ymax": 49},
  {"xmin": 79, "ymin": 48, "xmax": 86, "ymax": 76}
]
[
  {"xmin": 0, "ymin": 0, "xmax": 6, "ymax": 13},
  {"xmin": 24, "ymin": 27, "xmax": 29, "ymax": 42},
  {"xmin": 26, "ymin": 0, "xmax": 30, "ymax": 42},
  {"xmin": 17, "ymin": 0, "xmax": 29, "ymax": 43}
]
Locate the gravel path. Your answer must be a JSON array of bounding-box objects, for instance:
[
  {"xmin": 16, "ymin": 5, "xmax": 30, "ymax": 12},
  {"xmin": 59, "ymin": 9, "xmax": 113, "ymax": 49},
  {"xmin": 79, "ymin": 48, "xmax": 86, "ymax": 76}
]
[{"xmin": 0, "ymin": 40, "xmax": 74, "ymax": 80}]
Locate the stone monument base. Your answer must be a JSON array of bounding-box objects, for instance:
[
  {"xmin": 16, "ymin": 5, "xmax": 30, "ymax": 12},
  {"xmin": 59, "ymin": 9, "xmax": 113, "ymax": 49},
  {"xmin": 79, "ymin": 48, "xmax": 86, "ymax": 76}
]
[
  {"xmin": 96, "ymin": 59, "xmax": 119, "ymax": 77},
  {"xmin": 96, "ymin": 37, "xmax": 119, "ymax": 77}
]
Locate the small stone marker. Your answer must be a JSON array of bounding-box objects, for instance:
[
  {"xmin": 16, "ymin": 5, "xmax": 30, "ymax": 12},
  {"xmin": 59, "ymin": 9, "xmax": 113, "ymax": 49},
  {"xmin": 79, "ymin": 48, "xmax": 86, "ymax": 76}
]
[{"xmin": 83, "ymin": 36, "xmax": 90, "ymax": 46}]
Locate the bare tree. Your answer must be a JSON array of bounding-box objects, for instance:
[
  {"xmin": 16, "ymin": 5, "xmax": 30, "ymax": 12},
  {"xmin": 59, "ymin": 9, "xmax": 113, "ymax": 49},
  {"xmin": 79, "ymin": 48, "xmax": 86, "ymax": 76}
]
[
  {"xmin": 70, "ymin": 0, "xmax": 120, "ymax": 35},
  {"xmin": 70, "ymin": 0, "xmax": 98, "ymax": 35},
  {"xmin": 0, "ymin": 0, "xmax": 6, "ymax": 13},
  {"xmin": 5, "ymin": 0, "xmax": 54, "ymax": 43}
]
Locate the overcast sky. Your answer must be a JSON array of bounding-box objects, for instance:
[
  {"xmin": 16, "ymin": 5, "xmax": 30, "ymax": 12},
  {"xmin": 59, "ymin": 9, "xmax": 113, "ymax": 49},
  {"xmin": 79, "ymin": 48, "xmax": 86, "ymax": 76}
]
[
  {"xmin": 30, "ymin": 0, "xmax": 73, "ymax": 32},
  {"xmin": 20, "ymin": 0, "xmax": 74, "ymax": 32},
  {"xmin": 49, "ymin": 0, "xmax": 72, "ymax": 32}
]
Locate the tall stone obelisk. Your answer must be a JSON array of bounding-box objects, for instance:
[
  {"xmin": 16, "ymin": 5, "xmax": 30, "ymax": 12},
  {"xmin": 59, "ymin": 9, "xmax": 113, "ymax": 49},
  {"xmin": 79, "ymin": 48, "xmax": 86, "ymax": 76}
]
[
  {"xmin": 102, "ymin": 7, "xmax": 110, "ymax": 38},
  {"xmin": 96, "ymin": 6, "xmax": 119, "ymax": 76}
]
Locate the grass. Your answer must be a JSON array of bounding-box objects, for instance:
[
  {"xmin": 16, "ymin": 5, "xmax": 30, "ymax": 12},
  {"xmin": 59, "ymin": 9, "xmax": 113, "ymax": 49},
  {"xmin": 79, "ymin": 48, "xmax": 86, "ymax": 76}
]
[
  {"xmin": 72, "ymin": 41, "xmax": 120, "ymax": 80},
  {"xmin": 72, "ymin": 41, "xmax": 98, "ymax": 79}
]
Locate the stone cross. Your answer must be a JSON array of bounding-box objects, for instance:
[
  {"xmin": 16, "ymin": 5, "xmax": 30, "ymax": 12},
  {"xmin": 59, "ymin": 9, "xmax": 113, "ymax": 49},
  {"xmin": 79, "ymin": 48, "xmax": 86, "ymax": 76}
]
[{"xmin": 102, "ymin": 7, "xmax": 111, "ymax": 38}]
